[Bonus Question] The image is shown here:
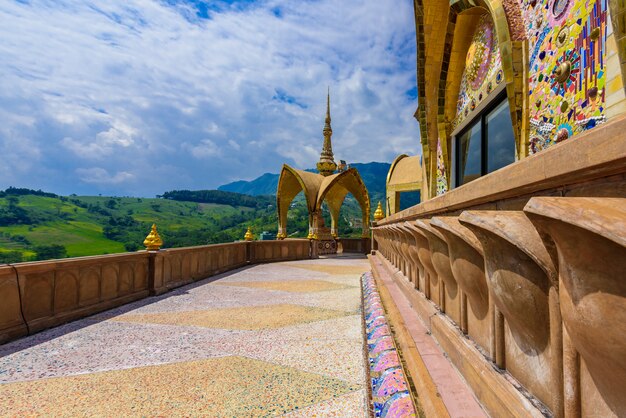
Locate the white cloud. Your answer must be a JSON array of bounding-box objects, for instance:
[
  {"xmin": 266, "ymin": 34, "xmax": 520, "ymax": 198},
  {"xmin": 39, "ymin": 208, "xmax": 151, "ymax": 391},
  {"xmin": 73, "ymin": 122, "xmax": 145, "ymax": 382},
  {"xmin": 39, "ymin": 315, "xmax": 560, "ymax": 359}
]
[
  {"xmin": 0, "ymin": 0, "xmax": 418, "ymax": 196},
  {"xmin": 183, "ymin": 139, "xmax": 221, "ymax": 159},
  {"xmin": 76, "ymin": 167, "xmax": 135, "ymax": 184}
]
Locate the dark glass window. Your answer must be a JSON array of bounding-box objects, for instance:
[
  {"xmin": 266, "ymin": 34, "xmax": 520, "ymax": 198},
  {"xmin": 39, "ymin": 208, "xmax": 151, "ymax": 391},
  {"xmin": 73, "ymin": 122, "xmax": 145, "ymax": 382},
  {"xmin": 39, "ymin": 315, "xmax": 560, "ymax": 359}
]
[
  {"xmin": 455, "ymin": 94, "xmax": 515, "ymax": 187},
  {"xmin": 457, "ymin": 121, "xmax": 482, "ymax": 186},
  {"xmin": 486, "ymin": 99, "xmax": 515, "ymax": 172}
]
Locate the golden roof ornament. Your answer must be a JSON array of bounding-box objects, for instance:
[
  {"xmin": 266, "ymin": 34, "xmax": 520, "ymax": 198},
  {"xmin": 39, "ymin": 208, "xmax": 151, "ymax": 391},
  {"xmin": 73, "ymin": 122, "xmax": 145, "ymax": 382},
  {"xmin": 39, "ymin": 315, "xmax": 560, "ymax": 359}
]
[
  {"xmin": 374, "ymin": 201, "xmax": 385, "ymax": 221},
  {"xmin": 143, "ymin": 224, "xmax": 163, "ymax": 251},
  {"xmin": 316, "ymin": 88, "xmax": 338, "ymax": 177},
  {"xmin": 244, "ymin": 226, "xmax": 254, "ymax": 241}
]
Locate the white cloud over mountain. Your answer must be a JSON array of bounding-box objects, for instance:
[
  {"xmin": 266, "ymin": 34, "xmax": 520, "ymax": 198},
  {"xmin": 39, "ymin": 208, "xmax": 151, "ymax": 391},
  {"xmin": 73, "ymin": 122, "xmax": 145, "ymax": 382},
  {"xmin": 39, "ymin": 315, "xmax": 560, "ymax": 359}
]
[{"xmin": 0, "ymin": 0, "xmax": 419, "ymax": 196}]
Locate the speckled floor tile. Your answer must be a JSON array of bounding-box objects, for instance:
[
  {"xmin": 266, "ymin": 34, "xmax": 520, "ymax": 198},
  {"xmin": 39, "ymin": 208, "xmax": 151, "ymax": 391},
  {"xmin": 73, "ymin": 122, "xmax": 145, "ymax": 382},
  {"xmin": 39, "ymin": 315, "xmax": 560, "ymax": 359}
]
[
  {"xmin": 231, "ymin": 337, "xmax": 367, "ymax": 385},
  {"xmin": 282, "ymin": 388, "xmax": 369, "ymax": 417},
  {"xmin": 0, "ymin": 257, "xmax": 370, "ymax": 416},
  {"xmin": 288, "ymin": 263, "xmax": 370, "ymax": 275},
  {"xmin": 0, "ymin": 356, "xmax": 360, "ymax": 417},
  {"xmin": 113, "ymin": 303, "xmax": 352, "ymax": 330},
  {"xmin": 214, "ymin": 279, "xmax": 354, "ymax": 293}
]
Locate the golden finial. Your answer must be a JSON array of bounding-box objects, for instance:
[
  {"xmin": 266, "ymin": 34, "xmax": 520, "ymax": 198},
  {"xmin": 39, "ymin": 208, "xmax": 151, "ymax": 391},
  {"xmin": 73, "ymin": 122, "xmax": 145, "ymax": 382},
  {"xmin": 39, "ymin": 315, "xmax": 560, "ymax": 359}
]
[
  {"xmin": 143, "ymin": 223, "xmax": 163, "ymax": 251},
  {"xmin": 244, "ymin": 226, "xmax": 254, "ymax": 241},
  {"xmin": 374, "ymin": 201, "xmax": 385, "ymax": 221},
  {"xmin": 324, "ymin": 87, "xmax": 332, "ymax": 135},
  {"xmin": 317, "ymin": 87, "xmax": 337, "ymax": 177},
  {"xmin": 307, "ymin": 230, "xmax": 315, "ymax": 240}
]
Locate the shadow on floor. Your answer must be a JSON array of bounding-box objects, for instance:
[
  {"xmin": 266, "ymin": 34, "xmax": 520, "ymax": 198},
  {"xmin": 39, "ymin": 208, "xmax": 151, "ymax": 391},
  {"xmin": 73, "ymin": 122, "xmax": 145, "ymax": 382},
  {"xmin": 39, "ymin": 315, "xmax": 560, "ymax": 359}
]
[{"xmin": 0, "ymin": 264, "xmax": 258, "ymax": 357}]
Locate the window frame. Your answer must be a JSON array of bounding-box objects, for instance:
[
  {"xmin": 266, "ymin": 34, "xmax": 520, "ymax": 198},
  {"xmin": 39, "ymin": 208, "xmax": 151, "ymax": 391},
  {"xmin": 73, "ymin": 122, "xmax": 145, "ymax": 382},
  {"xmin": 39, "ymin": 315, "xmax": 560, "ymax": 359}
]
[{"xmin": 454, "ymin": 90, "xmax": 511, "ymax": 188}]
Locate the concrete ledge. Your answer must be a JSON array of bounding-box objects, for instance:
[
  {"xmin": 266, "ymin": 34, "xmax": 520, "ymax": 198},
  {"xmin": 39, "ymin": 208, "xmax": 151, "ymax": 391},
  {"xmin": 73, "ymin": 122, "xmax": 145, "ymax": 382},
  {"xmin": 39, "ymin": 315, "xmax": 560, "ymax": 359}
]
[
  {"xmin": 26, "ymin": 290, "xmax": 149, "ymax": 334},
  {"xmin": 369, "ymin": 254, "xmax": 450, "ymax": 418},
  {"xmin": 372, "ymin": 252, "xmax": 547, "ymax": 417},
  {"xmin": 370, "ymin": 253, "xmax": 487, "ymax": 418},
  {"xmin": 0, "ymin": 266, "xmax": 28, "ymax": 344},
  {"xmin": 376, "ymin": 254, "xmax": 439, "ymax": 332},
  {"xmin": 431, "ymin": 315, "xmax": 546, "ymax": 418}
]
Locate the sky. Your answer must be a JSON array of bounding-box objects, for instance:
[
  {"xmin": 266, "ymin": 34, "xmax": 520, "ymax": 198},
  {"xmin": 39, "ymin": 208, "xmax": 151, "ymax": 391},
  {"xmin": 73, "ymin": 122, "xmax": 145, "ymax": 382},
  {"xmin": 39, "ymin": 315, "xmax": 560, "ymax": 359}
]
[{"xmin": 0, "ymin": 0, "xmax": 419, "ymax": 197}]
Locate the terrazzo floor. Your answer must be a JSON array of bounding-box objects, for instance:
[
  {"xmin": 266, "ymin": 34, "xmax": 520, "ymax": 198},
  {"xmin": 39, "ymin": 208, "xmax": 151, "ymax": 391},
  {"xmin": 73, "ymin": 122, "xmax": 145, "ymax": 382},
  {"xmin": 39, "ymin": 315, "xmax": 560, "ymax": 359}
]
[{"xmin": 0, "ymin": 256, "xmax": 371, "ymax": 417}]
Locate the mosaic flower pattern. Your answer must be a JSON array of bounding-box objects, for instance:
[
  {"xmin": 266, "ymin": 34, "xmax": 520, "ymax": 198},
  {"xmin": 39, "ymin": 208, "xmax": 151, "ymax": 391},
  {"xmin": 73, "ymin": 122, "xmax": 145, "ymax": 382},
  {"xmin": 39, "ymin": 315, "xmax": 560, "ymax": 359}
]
[
  {"xmin": 454, "ymin": 14, "xmax": 503, "ymax": 130},
  {"xmin": 362, "ymin": 272, "xmax": 417, "ymax": 417}
]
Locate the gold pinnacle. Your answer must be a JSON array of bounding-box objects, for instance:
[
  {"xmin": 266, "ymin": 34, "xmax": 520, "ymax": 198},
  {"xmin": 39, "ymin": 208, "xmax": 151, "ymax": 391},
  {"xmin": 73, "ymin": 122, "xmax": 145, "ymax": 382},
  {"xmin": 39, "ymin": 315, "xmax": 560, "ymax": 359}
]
[
  {"xmin": 374, "ymin": 202, "xmax": 385, "ymax": 221},
  {"xmin": 244, "ymin": 226, "xmax": 254, "ymax": 241},
  {"xmin": 143, "ymin": 224, "xmax": 163, "ymax": 251},
  {"xmin": 317, "ymin": 88, "xmax": 337, "ymax": 176}
]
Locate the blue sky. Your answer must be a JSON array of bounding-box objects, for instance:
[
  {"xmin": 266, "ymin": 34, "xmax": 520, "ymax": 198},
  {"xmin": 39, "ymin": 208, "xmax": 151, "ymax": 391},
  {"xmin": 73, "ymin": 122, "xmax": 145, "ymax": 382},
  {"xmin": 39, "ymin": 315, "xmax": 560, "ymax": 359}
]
[{"xmin": 0, "ymin": 0, "xmax": 418, "ymax": 197}]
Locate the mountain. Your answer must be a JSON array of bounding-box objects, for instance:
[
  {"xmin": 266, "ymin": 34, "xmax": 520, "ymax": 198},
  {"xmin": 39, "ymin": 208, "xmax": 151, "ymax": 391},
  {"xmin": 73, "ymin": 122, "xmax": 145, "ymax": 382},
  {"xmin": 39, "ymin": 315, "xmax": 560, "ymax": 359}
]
[
  {"xmin": 218, "ymin": 172, "xmax": 279, "ymax": 196},
  {"xmin": 218, "ymin": 162, "xmax": 391, "ymax": 205}
]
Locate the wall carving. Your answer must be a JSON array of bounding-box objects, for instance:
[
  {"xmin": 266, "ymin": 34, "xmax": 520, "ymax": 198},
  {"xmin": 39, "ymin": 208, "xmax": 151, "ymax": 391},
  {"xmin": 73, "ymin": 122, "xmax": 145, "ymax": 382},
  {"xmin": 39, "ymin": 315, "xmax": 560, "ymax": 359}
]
[
  {"xmin": 525, "ymin": 0, "xmax": 608, "ymax": 154},
  {"xmin": 454, "ymin": 14, "xmax": 504, "ymax": 130}
]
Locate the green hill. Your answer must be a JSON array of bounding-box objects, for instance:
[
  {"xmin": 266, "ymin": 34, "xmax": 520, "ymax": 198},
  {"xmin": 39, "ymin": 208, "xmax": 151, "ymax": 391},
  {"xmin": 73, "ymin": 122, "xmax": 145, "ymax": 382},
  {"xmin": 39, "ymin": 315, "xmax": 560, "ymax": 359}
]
[
  {"xmin": 0, "ymin": 189, "xmax": 282, "ymax": 263},
  {"xmin": 0, "ymin": 163, "xmax": 404, "ymax": 263}
]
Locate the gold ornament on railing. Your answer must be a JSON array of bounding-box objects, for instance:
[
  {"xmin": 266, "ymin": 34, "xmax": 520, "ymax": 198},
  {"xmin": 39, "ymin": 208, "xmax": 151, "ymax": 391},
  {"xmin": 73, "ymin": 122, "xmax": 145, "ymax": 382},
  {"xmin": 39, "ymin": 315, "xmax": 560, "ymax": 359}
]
[
  {"xmin": 374, "ymin": 201, "xmax": 385, "ymax": 221},
  {"xmin": 244, "ymin": 226, "xmax": 254, "ymax": 241},
  {"xmin": 143, "ymin": 224, "xmax": 163, "ymax": 251}
]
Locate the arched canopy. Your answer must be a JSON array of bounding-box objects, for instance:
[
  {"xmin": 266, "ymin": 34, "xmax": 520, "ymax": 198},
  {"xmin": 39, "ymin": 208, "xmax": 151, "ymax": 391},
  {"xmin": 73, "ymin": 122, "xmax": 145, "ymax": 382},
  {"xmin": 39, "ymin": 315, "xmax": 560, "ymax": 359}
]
[
  {"xmin": 316, "ymin": 168, "xmax": 371, "ymax": 234},
  {"xmin": 276, "ymin": 165, "xmax": 371, "ymax": 238},
  {"xmin": 276, "ymin": 165, "xmax": 324, "ymax": 235}
]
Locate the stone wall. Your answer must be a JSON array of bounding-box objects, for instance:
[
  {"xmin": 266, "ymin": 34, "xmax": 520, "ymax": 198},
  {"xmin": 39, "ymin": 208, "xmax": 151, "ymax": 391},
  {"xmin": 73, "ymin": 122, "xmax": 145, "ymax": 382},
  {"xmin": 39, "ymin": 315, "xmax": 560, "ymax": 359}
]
[
  {"xmin": 0, "ymin": 239, "xmax": 312, "ymax": 345},
  {"xmin": 372, "ymin": 115, "xmax": 626, "ymax": 417}
]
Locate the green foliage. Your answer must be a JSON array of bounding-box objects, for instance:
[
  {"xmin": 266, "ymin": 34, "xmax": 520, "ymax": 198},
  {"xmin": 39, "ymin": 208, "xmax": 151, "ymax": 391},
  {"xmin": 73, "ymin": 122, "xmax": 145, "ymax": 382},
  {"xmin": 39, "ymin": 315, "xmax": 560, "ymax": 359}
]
[
  {"xmin": 162, "ymin": 189, "xmax": 274, "ymax": 209},
  {"xmin": 0, "ymin": 187, "xmax": 58, "ymax": 199},
  {"xmin": 34, "ymin": 244, "xmax": 67, "ymax": 260},
  {"xmin": 0, "ymin": 250, "xmax": 23, "ymax": 263}
]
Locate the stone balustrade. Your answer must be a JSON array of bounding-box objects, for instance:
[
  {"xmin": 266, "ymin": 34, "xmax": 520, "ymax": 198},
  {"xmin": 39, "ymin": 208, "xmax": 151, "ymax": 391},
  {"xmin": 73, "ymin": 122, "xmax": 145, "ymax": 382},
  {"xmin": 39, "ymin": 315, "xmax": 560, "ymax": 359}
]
[
  {"xmin": 337, "ymin": 237, "xmax": 371, "ymax": 254},
  {"xmin": 0, "ymin": 239, "xmax": 313, "ymax": 345},
  {"xmin": 371, "ymin": 119, "xmax": 626, "ymax": 418}
]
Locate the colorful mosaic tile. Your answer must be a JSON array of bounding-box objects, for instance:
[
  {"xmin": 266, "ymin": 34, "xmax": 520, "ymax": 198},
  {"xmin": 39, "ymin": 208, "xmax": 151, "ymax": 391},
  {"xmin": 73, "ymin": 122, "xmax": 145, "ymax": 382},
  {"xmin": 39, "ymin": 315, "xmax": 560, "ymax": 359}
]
[
  {"xmin": 524, "ymin": 0, "xmax": 608, "ymax": 153},
  {"xmin": 361, "ymin": 272, "xmax": 417, "ymax": 418},
  {"xmin": 454, "ymin": 14, "xmax": 503, "ymax": 130}
]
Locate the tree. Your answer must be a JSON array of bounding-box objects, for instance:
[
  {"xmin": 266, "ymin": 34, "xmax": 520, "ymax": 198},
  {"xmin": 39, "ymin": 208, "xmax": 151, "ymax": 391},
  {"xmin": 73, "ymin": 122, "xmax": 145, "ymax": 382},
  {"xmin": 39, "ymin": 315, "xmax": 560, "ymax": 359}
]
[
  {"xmin": 34, "ymin": 244, "xmax": 67, "ymax": 261},
  {"xmin": 0, "ymin": 251, "xmax": 23, "ymax": 263}
]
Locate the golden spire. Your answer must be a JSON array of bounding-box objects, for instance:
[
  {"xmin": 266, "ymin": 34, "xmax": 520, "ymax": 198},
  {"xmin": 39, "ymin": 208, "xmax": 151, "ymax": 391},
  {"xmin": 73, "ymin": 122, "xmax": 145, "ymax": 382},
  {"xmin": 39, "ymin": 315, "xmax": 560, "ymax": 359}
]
[
  {"xmin": 374, "ymin": 201, "xmax": 385, "ymax": 221},
  {"xmin": 317, "ymin": 88, "xmax": 337, "ymax": 176},
  {"xmin": 244, "ymin": 226, "xmax": 254, "ymax": 241},
  {"xmin": 143, "ymin": 224, "xmax": 163, "ymax": 251}
]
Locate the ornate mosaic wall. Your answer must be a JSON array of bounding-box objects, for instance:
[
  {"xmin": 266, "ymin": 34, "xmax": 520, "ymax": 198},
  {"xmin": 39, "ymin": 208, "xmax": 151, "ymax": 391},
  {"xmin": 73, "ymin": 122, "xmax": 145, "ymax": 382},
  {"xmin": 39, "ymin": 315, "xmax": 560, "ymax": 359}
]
[
  {"xmin": 525, "ymin": 0, "xmax": 608, "ymax": 154},
  {"xmin": 436, "ymin": 141, "xmax": 448, "ymax": 196},
  {"xmin": 453, "ymin": 14, "xmax": 504, "ymax": 130}
]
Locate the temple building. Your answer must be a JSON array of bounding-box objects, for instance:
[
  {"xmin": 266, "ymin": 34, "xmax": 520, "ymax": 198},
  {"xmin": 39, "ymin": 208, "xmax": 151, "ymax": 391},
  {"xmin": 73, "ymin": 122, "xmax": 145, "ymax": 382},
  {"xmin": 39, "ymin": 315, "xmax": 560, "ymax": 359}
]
[
  {"xmin": 275, "ymin": 92, "xmax": 371, "ymax": 254},
  {"xmin": 371, "ymin": 1, "xmax": 626, "ymax": 417}
]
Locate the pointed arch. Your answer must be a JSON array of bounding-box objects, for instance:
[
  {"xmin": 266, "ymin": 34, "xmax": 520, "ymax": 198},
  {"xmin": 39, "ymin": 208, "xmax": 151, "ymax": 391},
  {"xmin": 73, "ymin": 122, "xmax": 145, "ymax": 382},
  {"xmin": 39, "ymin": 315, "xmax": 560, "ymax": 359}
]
[
  {"xmin": 276, "ymin": 165, "xmax": 323, "ymax": 237},
  {"xmin": 316, "ymin": 168, "xmax": 371, "ymax": 237}
]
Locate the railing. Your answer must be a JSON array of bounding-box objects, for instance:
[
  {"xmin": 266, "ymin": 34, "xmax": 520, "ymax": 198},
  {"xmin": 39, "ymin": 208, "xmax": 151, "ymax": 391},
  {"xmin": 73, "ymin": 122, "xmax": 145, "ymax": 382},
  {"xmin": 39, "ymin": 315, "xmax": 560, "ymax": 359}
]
[
  {"xmin": 372, "ymin": 116, "xmax": 626, "ymax": 418},
  {"xmin": 0, "ymin": 239, "xmax": 312, "ymax": 344},
  {"xmin": 338, "ymin": 238, "xmax": 371, "ymax": 254}
]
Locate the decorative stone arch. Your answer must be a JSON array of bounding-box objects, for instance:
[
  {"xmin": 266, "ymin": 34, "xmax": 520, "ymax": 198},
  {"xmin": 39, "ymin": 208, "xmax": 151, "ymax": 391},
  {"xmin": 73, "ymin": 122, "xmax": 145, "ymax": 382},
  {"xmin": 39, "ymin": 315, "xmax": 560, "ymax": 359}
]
[
  {"xmin": 315, "ymin": 168, "xmax": 371, "ymax": 238},
  {"xmin": 276, "ymin": 165, "xmax": 322, "ymax": 239}
]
